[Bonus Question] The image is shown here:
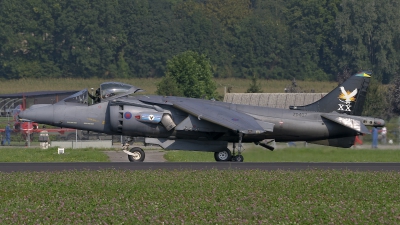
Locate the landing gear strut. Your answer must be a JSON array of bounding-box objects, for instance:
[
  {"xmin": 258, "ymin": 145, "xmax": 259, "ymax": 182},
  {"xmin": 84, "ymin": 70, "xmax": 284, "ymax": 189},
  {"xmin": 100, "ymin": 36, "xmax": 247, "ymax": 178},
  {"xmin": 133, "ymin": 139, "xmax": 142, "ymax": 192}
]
[
  {"xmin": 125, "ymin": 147, "xmax": 145, "ymax": 162},
  {"xmin": 122, "ymin": 137, "xmax": 145, "ymax": 162},
  {"xmin": 231, "ymin": 133, "xmax": 244, "ymax": 162},
  {"xmin": 214, "ymin": 132, "xmax": 245, "ymax": 162}
]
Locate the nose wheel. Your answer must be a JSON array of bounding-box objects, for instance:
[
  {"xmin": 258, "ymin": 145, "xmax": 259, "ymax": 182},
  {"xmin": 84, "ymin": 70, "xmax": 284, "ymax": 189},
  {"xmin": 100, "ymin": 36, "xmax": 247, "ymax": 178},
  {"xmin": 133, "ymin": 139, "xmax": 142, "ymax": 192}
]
[
  {"xmin": 124, "ymin": 147, "xmax": 145, "ymax": 162},
  {"xmin": 232, "ymin": 155, "xmax": 244, "ymax": 162}
]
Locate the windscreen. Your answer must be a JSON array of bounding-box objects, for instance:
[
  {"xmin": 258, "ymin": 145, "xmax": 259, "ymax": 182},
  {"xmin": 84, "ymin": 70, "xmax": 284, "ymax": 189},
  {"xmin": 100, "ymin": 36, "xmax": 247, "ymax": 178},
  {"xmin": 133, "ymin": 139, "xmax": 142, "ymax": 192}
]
[{"xmin": 63, "ymin": 89, "xmax": 88, "ymax": 104}]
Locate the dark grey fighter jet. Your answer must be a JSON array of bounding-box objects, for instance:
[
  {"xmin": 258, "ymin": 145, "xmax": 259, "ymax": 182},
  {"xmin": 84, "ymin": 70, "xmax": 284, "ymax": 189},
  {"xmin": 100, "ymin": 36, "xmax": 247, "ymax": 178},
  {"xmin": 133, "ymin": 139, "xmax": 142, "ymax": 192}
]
[{"xmin": 19, "ymin": 71, "xmax": 384, "ymax": 162}]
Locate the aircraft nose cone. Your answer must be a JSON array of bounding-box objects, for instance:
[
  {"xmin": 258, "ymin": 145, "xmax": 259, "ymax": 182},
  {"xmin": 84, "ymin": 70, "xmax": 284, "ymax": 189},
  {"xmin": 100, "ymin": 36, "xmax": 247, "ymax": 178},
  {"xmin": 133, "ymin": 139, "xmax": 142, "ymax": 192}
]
[
  {"xmin": 18, "ymin": 110, "xmax": 26, "ymax": 120},
  {"xmin": 19, "ymin": 104, "xmax": 54, "ymax": 124},
  {"xmin": 17, "ymin": 111, "xmax": 24, "ymax": 119},
  {"xmin": 18, "ymin": 109, "xmax": 36, "ymax": 121}
]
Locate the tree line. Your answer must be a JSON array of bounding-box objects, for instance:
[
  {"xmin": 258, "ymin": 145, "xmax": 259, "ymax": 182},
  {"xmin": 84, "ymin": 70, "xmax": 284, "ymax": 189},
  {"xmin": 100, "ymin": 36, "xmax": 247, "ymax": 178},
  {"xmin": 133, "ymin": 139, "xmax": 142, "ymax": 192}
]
[{"xmin": 0, "ymin": 0, "xmax": 399, "ymax": 84}]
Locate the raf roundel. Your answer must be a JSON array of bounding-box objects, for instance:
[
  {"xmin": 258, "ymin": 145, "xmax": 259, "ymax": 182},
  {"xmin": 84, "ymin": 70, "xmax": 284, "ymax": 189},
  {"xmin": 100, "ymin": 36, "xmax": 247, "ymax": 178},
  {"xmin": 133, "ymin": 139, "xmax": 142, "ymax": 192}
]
[{"xmin": 124, "ymin": 112, "xmax": 132, "ymax": 120}]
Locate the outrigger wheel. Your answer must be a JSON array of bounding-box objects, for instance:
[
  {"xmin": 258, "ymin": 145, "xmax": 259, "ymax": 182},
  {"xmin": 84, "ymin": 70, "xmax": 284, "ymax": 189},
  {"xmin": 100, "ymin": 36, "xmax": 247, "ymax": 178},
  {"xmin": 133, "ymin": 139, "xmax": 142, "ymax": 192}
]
[
  {"xmin": 229, "ymin": 132, "xmax": 245, "ymax": 162},
  {"xmin": 233, "ymin": 155, "xmax": 244, "ymax": 162},
  {"xmin": 127, "ymin": 147, "xmax": 145, "ymax": 162},
  {"xmin": 214, "ymin": 148, "xmax": 232, "ymax": 162}
]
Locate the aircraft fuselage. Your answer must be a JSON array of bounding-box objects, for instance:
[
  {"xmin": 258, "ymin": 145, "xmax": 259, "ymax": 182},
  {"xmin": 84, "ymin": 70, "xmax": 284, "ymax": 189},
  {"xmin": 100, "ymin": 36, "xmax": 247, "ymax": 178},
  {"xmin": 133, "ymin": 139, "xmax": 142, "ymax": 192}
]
[{"xmin": 20, "ymin": 98, "xmax": 364, "ymax": 145}]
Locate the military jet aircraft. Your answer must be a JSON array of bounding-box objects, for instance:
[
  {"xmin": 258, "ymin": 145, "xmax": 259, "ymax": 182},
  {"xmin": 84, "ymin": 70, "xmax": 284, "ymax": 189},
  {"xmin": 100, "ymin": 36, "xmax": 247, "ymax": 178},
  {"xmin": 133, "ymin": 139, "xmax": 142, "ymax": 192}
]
[{"xmin": 19, "ymin": 71, "xmax": 384, "ymax": 162}]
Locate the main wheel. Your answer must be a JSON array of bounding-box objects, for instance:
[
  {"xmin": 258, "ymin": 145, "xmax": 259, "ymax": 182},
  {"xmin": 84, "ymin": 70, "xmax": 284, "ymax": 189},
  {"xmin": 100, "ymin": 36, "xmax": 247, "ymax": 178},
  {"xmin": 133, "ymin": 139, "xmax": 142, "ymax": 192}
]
[
  {"xmin": 128, "ymin": 147, "xmax": 145, "ymax": 162},
  {"xmin": 214, "ymin": 149, "xmax": 232, "ymax": 162}
]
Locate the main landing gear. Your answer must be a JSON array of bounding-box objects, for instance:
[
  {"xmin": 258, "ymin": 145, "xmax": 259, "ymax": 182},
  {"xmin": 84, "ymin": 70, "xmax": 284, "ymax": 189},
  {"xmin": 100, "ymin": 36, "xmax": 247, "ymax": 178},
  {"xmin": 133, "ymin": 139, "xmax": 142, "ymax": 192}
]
[{"xmin": 214, "ymin": 133, "xmax": 245, "ymax": 162}]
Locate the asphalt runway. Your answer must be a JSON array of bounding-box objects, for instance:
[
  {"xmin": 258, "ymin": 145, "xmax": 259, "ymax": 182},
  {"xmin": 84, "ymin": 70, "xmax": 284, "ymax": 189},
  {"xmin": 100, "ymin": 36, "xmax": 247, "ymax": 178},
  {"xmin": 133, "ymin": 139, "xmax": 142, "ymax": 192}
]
[{"xmin": 1, "ymin": 162, "xmax": 400, "ymax": 172}]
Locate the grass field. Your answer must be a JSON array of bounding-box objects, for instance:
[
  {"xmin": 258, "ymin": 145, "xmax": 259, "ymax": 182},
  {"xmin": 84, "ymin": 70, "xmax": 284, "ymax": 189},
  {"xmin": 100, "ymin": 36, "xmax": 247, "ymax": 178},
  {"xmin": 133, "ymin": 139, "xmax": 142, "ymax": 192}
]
[
  {"xmin": 0, "ymin": 77, "xmax": 338, "ymax": 96},
  {"xmin": 2, "ymin": 145, "xmax": 400, "ymax": 162},
  {"xmin": 0, "ymin": 147, "xmax": 110, "ymax": 162},
  {"xmin": 1, "ymin": 147, "xmax": 400, "ymax": 223},
  {"xmin": 1, "ymin": 169, "xmax": 400, "ymax": 224},
  {"xmin": 165, "ymin": 144, "xmax": 400, "ymax": 162}
]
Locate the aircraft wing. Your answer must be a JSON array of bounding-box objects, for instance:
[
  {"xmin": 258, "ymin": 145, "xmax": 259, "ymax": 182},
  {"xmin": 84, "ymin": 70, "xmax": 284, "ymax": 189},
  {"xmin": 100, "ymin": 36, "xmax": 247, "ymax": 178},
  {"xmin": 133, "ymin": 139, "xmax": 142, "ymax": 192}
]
[
  {"xmin": 172, "ymin": 101, "xmax": 273, "ymax": 134},
  {"xmin": 321, "ymin": 114, "xmax": 370, "ymax": 134}
]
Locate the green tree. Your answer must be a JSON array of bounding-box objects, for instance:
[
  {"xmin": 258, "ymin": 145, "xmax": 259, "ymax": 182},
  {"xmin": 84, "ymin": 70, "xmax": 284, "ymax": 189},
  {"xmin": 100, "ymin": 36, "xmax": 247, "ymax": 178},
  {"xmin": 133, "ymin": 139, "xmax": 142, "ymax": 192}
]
[
  {"xmin": 284, "ymin": 0, "xmax": 341, "ymax": 81},
  {"xmin": 54, "ymin": 0, "xmax": 126, "ymax": 78},
  {"xmin": 232, "ymin": 14, "xmax": 289, "ymax": 79},
  {"xmin": 156, "ymin": 51, "xmax": 217, "ymax": 99},
  {"xmin": 246, "ymin": 75, "xmax": 263, "ymax": 93},
  {"xmin": 155, "ymin": 74, "xmax": 183, "ymax": 96},
  {"xmin": 0, "ymin": 0, "xmax": 62, "ymax": 79},
  {"xmin": 362, "ymin": 78, "xmax": 390, "ymax": 118},
  {"xmin": 200, "ymin": 0, "xmax": 252, "ymax": 29},
  {"xmin": 175, "ymin": 4, "xmax": 230, "ymax": 78},
  {"xmin": 120, "ymin": 0, "xmax": 184, "ymax": 78},
  {"xmin": 389, "ymin": 75, "xmax": 400, "ymax": 116},
  {"xmin": 336, "ymin": 0, "xmax": 400, "ymax": 83},
  {"xmin": 117, "ymin": 51, "xmax": 130, "ymax": 78}
]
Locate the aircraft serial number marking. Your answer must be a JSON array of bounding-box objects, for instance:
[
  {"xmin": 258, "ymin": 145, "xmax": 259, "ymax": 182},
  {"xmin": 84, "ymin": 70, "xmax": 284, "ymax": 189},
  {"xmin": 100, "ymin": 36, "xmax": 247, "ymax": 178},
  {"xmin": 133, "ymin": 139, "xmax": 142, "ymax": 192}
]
[{"xmin": 293, "ymin": 113, "xmax": 307, "ymax": 117}]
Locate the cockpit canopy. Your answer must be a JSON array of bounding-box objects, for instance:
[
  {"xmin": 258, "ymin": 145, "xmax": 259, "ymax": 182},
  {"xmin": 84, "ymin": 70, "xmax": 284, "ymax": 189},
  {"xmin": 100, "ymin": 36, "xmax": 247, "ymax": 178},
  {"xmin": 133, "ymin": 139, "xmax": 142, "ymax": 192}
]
[
  {"xmin": 61, "ymin": 82, "xmax": 142, "ymax": 105},
  {"xmin": 63, "ymin": 89, "xmax": 88, "ymax": 104},
  {"xmin": 100, "ymin": 82, "xmax": 137, "ymax": 99}
]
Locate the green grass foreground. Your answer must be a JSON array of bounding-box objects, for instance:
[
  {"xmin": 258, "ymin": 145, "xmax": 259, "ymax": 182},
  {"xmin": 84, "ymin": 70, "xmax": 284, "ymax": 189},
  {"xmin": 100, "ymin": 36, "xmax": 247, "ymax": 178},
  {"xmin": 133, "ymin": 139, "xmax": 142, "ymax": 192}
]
[
  {"xmin": 165, "ymin": 146, "xmax": 400, "ymax": 162},
  {"xmin": 2, "ymin": 145, "xmax": 400, "ymax": 163},
  {"xmin": 0, "ymin": 147, "xmax": 110, "ymax": 162},
  {"xmin": 0, "ymin": 170, "xmax": 399, "ymax": 224}
]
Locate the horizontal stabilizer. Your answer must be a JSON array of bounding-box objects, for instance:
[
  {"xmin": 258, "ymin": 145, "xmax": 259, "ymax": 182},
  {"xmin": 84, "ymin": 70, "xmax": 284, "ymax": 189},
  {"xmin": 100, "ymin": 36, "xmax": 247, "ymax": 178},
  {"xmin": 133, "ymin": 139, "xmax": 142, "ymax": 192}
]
[{"xmin": 321, "ymin": 114, "xmax": 370, "ymax": 134}]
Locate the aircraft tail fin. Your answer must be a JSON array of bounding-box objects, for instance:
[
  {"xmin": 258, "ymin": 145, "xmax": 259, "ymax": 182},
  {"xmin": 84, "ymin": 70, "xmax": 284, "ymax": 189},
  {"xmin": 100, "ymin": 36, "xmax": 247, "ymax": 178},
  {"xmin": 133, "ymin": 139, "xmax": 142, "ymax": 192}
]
[{"xmin": 289, "ymin": 71, "xmax": 371, "ymax": 116}]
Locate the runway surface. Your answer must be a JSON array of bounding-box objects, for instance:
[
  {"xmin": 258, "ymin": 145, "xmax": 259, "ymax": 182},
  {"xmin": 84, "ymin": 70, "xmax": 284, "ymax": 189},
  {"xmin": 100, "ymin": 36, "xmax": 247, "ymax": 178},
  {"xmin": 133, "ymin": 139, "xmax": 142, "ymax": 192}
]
[{"xmin": 1, "ymin": 162, "xmax": 400, "ymax": 172}]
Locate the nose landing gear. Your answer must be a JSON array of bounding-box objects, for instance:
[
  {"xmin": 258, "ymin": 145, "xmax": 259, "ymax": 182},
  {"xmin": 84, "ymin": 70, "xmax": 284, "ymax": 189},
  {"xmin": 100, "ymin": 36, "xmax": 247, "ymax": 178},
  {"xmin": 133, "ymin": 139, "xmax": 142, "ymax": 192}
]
[
  {"xmin": 124, "ymin": 147, "xmax": 145, "ymax": 162},
  {"xmin": 122, "ymin": 137, "xmax": 145, "ymax": 162}
]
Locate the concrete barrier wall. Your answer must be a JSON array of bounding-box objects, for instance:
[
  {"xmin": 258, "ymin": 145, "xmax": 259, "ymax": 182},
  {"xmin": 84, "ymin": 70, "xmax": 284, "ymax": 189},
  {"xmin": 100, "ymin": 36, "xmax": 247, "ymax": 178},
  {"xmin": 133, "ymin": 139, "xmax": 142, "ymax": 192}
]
[
  {"xmin": 51, "ymin": 141, "xmax": 72, "ymax": 148},
  {"xmin": 224, "ymin": 93, "xmax": 327, "ymax": 108},
  {"xmin": 51, "ymin": 140, "xmax": 113, "ymax": 149}
]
